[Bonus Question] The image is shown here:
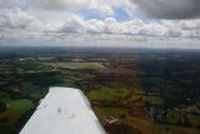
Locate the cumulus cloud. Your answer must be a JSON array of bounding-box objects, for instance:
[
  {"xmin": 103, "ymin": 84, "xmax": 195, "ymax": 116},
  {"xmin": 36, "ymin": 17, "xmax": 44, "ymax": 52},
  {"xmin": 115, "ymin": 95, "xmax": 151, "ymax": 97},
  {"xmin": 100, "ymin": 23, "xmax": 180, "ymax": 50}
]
[
  {"xmin": 29, "ymin": 0, "xmax": 113, "ymax": 16},
  {"xmin": 161, "ymin": 19, "xmax": 200, "ymax": 39},
  {"xmin": 131, "ymin": 0, "xmax": 200, "ymax": 19},
  {"xmin": 60, "ymin": 15, "xmax": 86, "ymax": 33},
  {"xmin": 0, "ymin": 0, "xmax": 200, "ymax": 46},
  {"xmin": 0, "ymin": 8, "xmax": 42, "ymax": 30},
  {"xmin": 1, "ymin": 9, "xmax": 199, "ymax": 43},
  {"xmin": 57, "ymin": 16, "xmax": 167, "ymax": 37},
  {"xmin": 28, "ymin": 0, "xmax": 133, "ymax": 17}
]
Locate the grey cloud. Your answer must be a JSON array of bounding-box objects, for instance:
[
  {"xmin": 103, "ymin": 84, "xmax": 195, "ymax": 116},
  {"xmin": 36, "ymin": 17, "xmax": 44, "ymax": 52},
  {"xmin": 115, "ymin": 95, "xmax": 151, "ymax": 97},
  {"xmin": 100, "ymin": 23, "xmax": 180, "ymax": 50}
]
[
  {"xmin": 0, "ymin": 8, "xmax": 42, "ymax": 30},
  {"xmin": 164, "ymin": 30, "xmax": 182, "ymax": 38},
  {"xmin": 29, "ymin": 0, "xmax": 91, "ymax": 11},
  {"xmin": 131, "ymin": 0, "xmax": 200, "ymax": 19},
  {"xmin": 0, "ymin": 34, "xmax": 4, "ymax": 40},
  {"xmin": 30, "ymin": 0, "xmax": 69, "ymax": 10},
  {"xmin": 59, "ymin": 16, "xmax": 85, "ymax": 33},
  {"xmin": 0, "ymin": 0, "xmax": 11, "ymax": 8}
]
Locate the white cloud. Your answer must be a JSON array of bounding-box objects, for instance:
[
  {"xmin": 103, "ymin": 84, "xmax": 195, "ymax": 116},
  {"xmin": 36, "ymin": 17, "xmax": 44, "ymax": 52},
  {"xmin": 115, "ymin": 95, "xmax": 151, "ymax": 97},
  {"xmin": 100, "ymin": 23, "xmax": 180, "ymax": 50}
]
[
  {"xmin": 28, "ymin": 0, "xmax": 134, "ymax": 17},
  {"xmin": 161, "ymin": 19, "xmax": 200, "ymax": 39},
  {"xmin": 0, "ymin": 8, "xmax": 42, "ymax": 31},
  {"xmin": 0, "ymin": 0, "xmax": 199, "ymax": 47},
  {"xmin": 60, "ymin": 15, "xmax": 86, "ymax": 33},
  {"xmin": 86, "ymin": 19, "xmax": 105, "ymax": 33}
]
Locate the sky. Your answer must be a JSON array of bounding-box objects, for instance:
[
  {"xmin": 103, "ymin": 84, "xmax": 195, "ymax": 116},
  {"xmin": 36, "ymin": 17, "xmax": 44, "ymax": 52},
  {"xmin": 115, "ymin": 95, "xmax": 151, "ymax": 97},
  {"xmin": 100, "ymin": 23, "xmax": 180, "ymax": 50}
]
[{"xmin": 0, "ymin": 0, "xmax": 200, "ymax": 48}]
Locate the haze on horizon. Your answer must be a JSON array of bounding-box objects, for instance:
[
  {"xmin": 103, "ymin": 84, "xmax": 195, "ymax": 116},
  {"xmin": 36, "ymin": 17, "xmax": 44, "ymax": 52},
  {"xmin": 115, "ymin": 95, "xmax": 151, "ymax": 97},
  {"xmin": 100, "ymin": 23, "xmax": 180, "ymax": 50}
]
[{"xmin": 0, "ymin": 0, "xmax": 200, "ymax": 48}]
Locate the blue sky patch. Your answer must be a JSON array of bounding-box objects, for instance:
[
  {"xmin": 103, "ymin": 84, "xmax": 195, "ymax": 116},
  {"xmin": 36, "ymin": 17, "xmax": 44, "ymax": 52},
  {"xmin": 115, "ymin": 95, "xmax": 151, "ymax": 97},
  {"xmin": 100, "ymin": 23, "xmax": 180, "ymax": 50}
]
[
  {"xmin": 113, "ymin": 6, "xmax": 130, "ymax": 22},
  {"xmin": 81, "ymin": 9, "xmax": 105, "ymax": 20}
]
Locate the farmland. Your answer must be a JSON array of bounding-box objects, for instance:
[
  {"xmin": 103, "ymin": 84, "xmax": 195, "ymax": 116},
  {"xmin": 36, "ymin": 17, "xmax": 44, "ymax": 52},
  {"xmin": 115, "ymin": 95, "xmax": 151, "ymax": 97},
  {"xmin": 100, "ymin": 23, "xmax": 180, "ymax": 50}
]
[{"xmin": 0, "ymin": 46, "xmax": 199, "ymax": 134}]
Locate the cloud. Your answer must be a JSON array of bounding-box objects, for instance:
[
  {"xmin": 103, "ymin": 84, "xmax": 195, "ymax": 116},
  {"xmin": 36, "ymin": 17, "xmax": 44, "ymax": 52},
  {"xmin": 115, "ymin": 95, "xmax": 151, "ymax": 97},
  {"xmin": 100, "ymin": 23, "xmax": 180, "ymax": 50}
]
[
  {"xmin": 0, "ymin": 0, "xmax": 12, "ymax": 8},
  {"xmin": 0, "ymin": 8, "xmax": 43, "ymax": 41},
  {"xmin": 29, "ymin": 0, "xmax": 134, "ymax": 17},
  {"xmin": 60, "ymin": 15, "xmax": 86, "ymax": 33},
  {"xmin": 0, "ymin": 8, "xmax": 42, "ymax": 30},
  {"xmin": 29, "ymin": 0, "xmax": 114, "ymax": 16},
  {"xmin": 29, "ymin": 0, "xmax": 91, "ymax": 11},
  {"xmin": 57, "ymin": 16, "xmax": 166, "ymax": 37},
  {"xmin": 131, "ymin": 0, "xmax": 200, "ymax": 19},
  {"xmin": 0, "ymin": 34, "xmax": 4, "ymax": 40},
  {"xmin": 50, "ymin": 16, "xmax": 200, "ymax": 43},
  {"xmin": 161, "ymin": 19, "xmax": 200, "ymax": 39},
  {"xmin": 0, "ymin": 0, "xmax": 200, "ymax": 46},
  {"xmin": 1, "ymin": 9, "xmax": 199, "ymax": 43}
]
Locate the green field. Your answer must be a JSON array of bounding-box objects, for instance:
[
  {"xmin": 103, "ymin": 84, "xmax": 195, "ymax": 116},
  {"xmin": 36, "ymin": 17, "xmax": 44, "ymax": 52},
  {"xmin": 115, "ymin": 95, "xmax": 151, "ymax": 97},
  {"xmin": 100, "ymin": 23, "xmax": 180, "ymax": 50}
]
[
  {"xmin": 46, "ymin": 62, "xmax": 105, "ymax": 70},
  {"xmin": 86, "ymin": 87, "xmax": 132, "ymax": 102},
  {"xmin": 7, "ymin": 99, "xmax": 34, "ymax": 112}
]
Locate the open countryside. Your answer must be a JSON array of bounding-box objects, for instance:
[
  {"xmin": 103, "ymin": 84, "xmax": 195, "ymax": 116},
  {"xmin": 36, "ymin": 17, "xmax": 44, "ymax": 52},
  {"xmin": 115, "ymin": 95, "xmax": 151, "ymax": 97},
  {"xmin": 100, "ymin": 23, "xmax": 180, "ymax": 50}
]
[{"xmin": 0, "ymin": 47, "xmax": 199, "ymax": 134}]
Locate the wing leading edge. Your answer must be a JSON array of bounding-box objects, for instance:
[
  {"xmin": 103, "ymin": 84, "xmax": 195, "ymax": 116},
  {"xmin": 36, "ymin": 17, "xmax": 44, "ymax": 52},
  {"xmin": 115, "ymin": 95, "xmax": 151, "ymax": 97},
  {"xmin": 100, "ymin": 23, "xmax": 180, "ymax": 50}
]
[{"xmin": 20, "ymin": 87, "xmax": 106, "ymax": 134}]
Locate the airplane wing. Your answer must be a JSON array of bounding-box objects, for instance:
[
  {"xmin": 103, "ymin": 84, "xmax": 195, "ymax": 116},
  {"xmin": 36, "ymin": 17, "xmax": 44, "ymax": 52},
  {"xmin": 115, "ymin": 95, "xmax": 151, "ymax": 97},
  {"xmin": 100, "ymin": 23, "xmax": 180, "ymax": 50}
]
[{"xmin": 20, "ymin": 87, "xmax": 106, "ymax": 134}]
